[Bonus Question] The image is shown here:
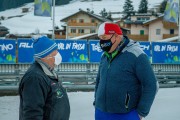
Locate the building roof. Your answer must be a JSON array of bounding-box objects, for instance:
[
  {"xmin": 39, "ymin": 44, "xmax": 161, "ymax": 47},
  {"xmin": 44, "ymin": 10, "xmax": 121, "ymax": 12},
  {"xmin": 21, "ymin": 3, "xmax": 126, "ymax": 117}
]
[
  {"xmin": 143, "ymin": 14, "xmax": 164, "ymax": 25},
  {"xmin": 131, "ymin": 13, "xmax": 161, "ymax": 16},
  {"xmin": 124, "ymin": 20, "xmax": 144, "ymax": 25},
  {"xmin": 60, "ymin": 9, "xmax": 112, "ymax": 22}
]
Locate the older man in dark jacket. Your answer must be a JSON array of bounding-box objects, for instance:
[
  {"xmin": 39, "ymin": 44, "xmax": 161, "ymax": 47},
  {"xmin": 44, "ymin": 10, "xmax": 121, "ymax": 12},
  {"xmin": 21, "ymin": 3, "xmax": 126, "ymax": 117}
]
[{"xmin": 19, "ymin": 36, "xmax": 70, "ymax": 120}]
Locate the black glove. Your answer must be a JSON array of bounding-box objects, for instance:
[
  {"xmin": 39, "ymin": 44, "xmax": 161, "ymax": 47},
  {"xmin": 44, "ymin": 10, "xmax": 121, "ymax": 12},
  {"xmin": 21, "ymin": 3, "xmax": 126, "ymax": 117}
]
[{"xmin": 93, "ymin": 101, "xmax": 95, "ymax": 106}]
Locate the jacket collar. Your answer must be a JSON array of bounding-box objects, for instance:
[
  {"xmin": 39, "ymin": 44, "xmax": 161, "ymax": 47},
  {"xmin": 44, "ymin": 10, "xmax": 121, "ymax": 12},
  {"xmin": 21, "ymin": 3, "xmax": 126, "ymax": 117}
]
[
  {"xmin": 35, "ymin": 59, "xmax": 58, "ymax": 79},
  {"xmin": 104, "ymin": 36, "xmax": 130, "ymax": 60}
]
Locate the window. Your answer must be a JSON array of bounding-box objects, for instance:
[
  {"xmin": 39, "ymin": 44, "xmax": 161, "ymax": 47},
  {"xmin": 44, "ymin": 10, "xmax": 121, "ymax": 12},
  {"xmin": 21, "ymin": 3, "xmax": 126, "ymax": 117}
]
[
  {"xmin": 137, "ymin": 17, "xmax": 150, "ymax": 21},
  {"xmin": 78, "ymin": 29, "xmax": 84, "ymax": 33},
  {"xmin": 156, "ymin": 29, "xmax": 161, "ymax": 35},
  {"xmin": 71, "ymin": 19, "xmax": 76, "ymax": 23},
  {"xmin": 91, "ymin": 19, "xmax": 95, "ymax": 23},
  {"xmin": 71, "ymin": 29, "xmax": 76, "ymax": 33},
  {"xmin": 59, "ymin": 32, "xmax": 63, "ymax": 35},
  {"xmin": 170, "ymin": 29, "xmax": 174, "ymax": 34},
  {"xmin": 90, "ymin": 29, "xmax": 96, "ymax": 33},
  {"xmin": 140, "ymin": 30, "xmax": 144, "ymax": 35},
  {"xmin": 79, "ymin": 19, "xmax": 84, "ymax": 23},
  {"xmin": 120, "ymin": 22, "xmax": 124, "ymax": 27}
]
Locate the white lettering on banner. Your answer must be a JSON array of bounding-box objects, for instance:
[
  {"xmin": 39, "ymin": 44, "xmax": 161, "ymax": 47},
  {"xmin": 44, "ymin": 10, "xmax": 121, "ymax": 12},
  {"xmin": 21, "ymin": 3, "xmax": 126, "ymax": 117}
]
[
  {"xmin": 154, "ymin": 45, "xmax": 161, "ymax": 52},
  {"xmin": 161, "ymin": 45, "xmax": 166, "ymax": 51},
  {"xmin": 167, "ymin": 45, "xmax": 178, "ymax": 52},
  {"xmin": 72, "ymin": 43, "xmax": 85, "ymax": 50},
  {"xmin": 57, "ymin": 43, "xmax": 65, "ymax": 50},
  {"xmin": 66, "ymin": 43, "xmax": 71, "ymax": 49},
  {"xmin": 154, "ymin": 45, "xmax": 178, "ymax": 52},
  {"xmin": 19, "ymin": 43, "xmax": 33, "ymax": 48},
  {"xmin": 0, "ymin": 44, "xmax": 14, "ymax": 51},
  {"xmin": 140, "ymin": 45, "xmax": 149, "ymax": 51},
  {"xmin": 91, "ymin": 44, "xmax": 102, "ymax": 52}
]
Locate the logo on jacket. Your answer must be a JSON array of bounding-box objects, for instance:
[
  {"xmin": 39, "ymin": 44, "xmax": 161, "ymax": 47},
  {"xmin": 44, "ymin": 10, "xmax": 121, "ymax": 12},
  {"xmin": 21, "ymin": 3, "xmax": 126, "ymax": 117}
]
[{"xmin": 56, "ymin": 89, "xmax": 63, "ymax": 98}]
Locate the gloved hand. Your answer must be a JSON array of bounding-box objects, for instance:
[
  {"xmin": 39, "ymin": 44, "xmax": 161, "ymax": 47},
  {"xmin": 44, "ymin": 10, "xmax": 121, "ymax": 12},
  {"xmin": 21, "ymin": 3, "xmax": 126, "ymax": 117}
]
[{"xmin": 93, "ymin": 101, "xmax": 95, "ymax": 106}]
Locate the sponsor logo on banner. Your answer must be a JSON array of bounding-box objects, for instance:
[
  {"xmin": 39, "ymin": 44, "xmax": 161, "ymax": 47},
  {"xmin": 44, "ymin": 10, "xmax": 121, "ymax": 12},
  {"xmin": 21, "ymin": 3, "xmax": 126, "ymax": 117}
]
[
  {"xmin": 0, "ymin": 44, "xmax": 14, "ymax": 51},
  {"xmin": 19, "ymin": 43, "xmax": 33, "ymax": 48}
]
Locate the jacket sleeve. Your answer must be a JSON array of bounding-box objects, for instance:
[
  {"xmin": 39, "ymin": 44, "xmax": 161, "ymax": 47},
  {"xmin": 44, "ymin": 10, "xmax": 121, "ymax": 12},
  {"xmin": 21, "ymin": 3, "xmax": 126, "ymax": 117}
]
[
  {"xmin": 21, "ymin": 75, "xmax": 49, "ymax": 120},
  {"xmin": 135, "ymin": 54, "xmax": 158, "ymax": 117}
]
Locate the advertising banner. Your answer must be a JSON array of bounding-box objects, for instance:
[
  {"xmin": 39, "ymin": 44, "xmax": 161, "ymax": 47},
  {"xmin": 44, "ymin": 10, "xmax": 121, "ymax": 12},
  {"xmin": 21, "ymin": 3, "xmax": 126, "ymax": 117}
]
[
  {"xmin": 152, "ymin": 42, "xmax": 180, "ymax": 63},
  {"xmin": 0, "ymin": 39, "xmax": 16, "ymax": 63},
  {"xmin": 56, "ymin": 40, "xmax": 88, "ymax": 63},
  {"xmin": 89, "ymin": 40, "xmax": 103, "ymax": 62},
  {"xmin": 18, "ymin": 39, "xmax": 34, "ymax": 63},
  {"xmin": 139, "ymin": 41, "xmax": 152, "ymax": 62}
]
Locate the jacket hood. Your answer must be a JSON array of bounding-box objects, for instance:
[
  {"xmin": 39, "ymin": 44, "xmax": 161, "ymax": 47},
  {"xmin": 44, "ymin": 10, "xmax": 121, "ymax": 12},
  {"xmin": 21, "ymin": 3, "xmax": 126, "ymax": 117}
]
[{"xmin": 122, "ymin": 37, "xmax": 141, "ymax": 53}]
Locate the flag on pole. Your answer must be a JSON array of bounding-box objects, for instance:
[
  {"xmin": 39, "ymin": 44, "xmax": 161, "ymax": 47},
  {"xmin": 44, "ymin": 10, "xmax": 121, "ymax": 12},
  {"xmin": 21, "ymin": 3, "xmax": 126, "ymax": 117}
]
[
  {"xmin": 34, "ymin": 0, "xmax": 52, "ymax": 17},
  {"xmin": 164, "ymin": 0, "xmax": 179, "ymax": 23}
]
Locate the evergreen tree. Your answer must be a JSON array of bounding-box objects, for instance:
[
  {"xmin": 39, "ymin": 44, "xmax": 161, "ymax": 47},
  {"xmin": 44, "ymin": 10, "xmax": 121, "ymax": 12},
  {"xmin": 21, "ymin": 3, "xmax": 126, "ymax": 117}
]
[
  {"xmin": 123, "ymin": 0, "xmax": 134, "ymax": 14},
  {"xmin": 86, "ymin": 8, "xmax": 94, "ymax": 14},
  {"xmin": 159, "ymin": 0, "xmax": 167, "ymax": 13},
  {"xmin": 106, "ymin": 12, "xmax": 112, "ymax": 21},
  {"xmin": 100, "ymin": 8, "xmax": 108, "ymax": 18},
  {"xmin": 100, "ymin": 8, "xmax": 112, "ymax": 20},
  {"xmin": 138, "ymin": 0, "xmax": 148, "ymax": 13}
]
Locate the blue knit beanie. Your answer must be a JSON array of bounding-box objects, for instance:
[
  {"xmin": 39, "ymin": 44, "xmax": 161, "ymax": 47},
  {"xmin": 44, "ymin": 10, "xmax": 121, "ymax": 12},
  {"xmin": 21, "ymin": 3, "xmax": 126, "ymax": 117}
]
[{"xmin": 33, "ymin": 36, "xmax": 58, "ymax": 58}]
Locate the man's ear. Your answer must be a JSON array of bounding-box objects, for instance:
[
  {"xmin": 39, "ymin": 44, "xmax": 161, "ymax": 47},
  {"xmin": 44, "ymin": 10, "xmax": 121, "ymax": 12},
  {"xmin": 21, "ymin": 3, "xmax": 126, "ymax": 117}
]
[{"xmin": 101, "ymin": 35, "xmax": 107, "ymax": 39}]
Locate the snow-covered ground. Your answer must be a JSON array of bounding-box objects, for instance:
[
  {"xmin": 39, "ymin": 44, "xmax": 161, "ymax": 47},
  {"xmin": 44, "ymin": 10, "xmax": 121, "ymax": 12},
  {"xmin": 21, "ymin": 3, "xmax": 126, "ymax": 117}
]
[
  {"xmin": 0, "ymin": 88, "xmax": 180, "ymax": 120},
  {"xmin": 0, "ymin": 0, "xmax": 162, "ymax": 34}
]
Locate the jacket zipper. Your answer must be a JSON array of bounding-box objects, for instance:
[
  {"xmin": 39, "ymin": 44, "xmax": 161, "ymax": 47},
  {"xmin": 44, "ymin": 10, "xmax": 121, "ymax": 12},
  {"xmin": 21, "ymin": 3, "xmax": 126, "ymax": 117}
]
[{"xmin": 105, "ymin": 58, "xmax": 111, "ymax": 111}]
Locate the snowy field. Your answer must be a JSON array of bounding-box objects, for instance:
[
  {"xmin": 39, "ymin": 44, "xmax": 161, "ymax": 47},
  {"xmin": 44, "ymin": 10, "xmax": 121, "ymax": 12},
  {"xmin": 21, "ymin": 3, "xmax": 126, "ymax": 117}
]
[{"xmin": 0, "ymin": 88, "xmax": 180, "ymax": 120}]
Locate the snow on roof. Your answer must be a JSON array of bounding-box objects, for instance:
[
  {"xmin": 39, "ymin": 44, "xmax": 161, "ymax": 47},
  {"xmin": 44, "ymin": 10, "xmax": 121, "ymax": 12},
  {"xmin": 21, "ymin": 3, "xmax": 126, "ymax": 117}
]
[{"xmin": 143, "ymin": 14, "xmax": 164, "ymax": 25}]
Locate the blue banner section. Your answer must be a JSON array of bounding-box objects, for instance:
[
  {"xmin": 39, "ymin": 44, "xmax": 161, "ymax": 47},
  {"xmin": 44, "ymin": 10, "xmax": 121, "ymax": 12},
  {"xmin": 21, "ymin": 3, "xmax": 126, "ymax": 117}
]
[
  {"xmin": 18, "ymin": 39, "xmax": 34, "ymax": 63},
  {"xmin": 56, "ymin": 40, "xmax": 88, "ymax": 63},
  {"xmin": 1, "ymin": 39, "xmax": 180, "ymax": 64},
  {"xmin": 0, "ymin": 39, "xmax": 16, "ymax": 63},
  {"xmin": 139, "ymin": 42, "xmax": 152, "ymax": 62},
  {"xmin": 89, "ymin": 40, "xmax": 103, "ymax": 62},
  {"xmin": 152, "ymin": 42, "xmax": 180, "ymax": 64}
]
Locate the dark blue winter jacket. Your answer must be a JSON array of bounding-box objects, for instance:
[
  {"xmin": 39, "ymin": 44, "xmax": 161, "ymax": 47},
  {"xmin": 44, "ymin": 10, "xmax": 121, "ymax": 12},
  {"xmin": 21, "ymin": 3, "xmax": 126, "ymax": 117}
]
[{"xmin": 95, "ymin": 37, "xmax": 158, "ymax": 117}]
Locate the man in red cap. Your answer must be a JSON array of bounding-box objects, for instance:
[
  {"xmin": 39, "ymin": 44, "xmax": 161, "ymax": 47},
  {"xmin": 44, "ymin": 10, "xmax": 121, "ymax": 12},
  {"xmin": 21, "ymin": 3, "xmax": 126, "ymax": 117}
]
[{"xmin": 94, "ymin": 22, "xmax": 158, "ymax": 120}]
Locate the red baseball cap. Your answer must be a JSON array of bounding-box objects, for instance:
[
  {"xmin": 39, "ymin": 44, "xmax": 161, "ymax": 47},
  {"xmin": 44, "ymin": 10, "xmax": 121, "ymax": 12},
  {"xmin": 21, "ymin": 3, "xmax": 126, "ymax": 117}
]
[{"xmin": 98, "ymin": 22, "xmax": 123, "ymax": 36}]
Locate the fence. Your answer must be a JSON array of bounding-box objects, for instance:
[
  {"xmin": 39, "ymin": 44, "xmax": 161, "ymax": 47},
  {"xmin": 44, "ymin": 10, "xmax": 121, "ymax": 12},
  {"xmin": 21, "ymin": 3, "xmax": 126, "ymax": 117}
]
[{"xmin": 0, "ymin": 63, "xmax": 180, "ymax": 95}]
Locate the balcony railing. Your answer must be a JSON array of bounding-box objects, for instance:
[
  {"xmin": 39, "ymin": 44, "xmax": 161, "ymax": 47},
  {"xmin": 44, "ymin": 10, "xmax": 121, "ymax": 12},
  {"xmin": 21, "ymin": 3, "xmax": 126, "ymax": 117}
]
[
  {"xmin": 68, "ymin": 33, "xmax": 87, "ymax": 38},
  {"xmin": 163, "ymin": 34, "xmax": 178, "ymax": 39},
  {"xmin": 127, "ymin": 34, "xmax": 148, "ymax": 41},
  {"xmin": 163, "ymin": 21, "xmax": 178, "ymax": 29},
  {"xmin": 68, "ymin": 22, "xmax": 98, "ymax": 26},
  {"xmin": 55, "ymin": 34, "xmax": 66, "ymax": 39}
]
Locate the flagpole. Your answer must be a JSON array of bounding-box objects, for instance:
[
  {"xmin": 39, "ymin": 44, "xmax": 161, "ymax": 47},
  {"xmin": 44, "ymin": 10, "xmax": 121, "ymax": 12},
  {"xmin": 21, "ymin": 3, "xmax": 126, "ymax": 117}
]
[{"xmin": 52, "ymin": 0, "xmax": 55, "ymax": 40}]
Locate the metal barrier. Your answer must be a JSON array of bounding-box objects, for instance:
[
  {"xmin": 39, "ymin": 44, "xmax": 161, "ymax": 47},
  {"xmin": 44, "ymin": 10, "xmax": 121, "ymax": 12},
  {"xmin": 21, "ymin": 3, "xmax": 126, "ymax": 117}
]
[{"xmin": 0, "ymin": 63, "xmax": 180, "ymax": 93}]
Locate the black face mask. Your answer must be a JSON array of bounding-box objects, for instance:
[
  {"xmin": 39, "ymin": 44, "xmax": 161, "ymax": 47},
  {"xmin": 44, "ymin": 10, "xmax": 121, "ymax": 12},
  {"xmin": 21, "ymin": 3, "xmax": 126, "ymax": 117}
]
[{"xmin": 99, "ymin": 34, "xmax": 115, "ymax": 52}]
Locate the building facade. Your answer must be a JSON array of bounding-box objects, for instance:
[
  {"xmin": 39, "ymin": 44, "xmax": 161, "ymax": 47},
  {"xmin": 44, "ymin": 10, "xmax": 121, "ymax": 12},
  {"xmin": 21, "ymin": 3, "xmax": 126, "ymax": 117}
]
[{"xmin": 60, "ymin": 9, "xmax": 111, "ymax": 39}]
